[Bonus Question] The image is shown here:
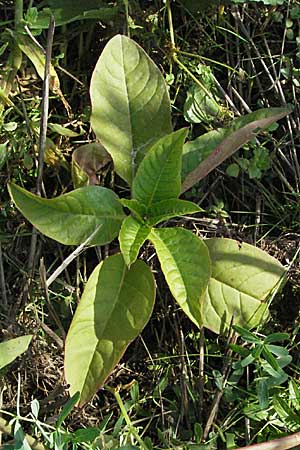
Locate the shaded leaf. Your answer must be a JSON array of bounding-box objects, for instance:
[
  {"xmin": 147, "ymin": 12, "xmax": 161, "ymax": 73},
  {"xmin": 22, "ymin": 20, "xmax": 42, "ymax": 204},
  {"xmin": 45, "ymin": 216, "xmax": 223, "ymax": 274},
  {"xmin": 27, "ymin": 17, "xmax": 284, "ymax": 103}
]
[
  {"xmin": 56, "ymin": 392, "xmax": 80, "ymax": 428},
  {"xmin": 15, "ymin": 33, "xmax": 71, "ymax": 114},
  {"xmin": 32, "ymin": 0, "xmax": 119, "ymax": 28},
  {"xmin": 16, "ymin": 34, "xmax": 60, "ymax": 95},
  {"xmin": 150, "ymin": 228, "xmax": 211, "ymax": 327},
  {"xmin": 0, "ymin": 142, "xmax": 7, "ymax": 170},
  {"xmin": 202, "ymin": 238, "xmax": 286, "ymax": 334},
  {"xmin": 14, "ymin": 421, "xmax": 32, "ymax": 450},
  {"xmin": 30, "ymin": 0, "xmax": 119, "ymax": 29},
  {"xmin": 0, "ymin": 335, "xmax": 32, "ymax": 370},
  {"xmin": 182, "ymin": 128, "xmax": 224, "ymax": 182},
  {"xmin": 65, "ymin": 254, "xmax": 155, "ymax": 406},
  {"xmin": 264, "ymin": 332, "xmax": 289, "ymax": 344},
  {"xmin": 90, "ymin": 34, "xmax": 172, "ymax": 185},
  {"xmin": 184, "ymin": 83, "xmax": 221, "ymax": 124},
  {"xmin": 181, "ymin": 107, "xmax": 291, "ymax": 192},
  {"xmin": 72, "ymin": 143, "xmax": 112, "ymax": 188},
  {"xmin": 119, "ymin": 216, "xmax": 150, "ymax": 266},
  {"xmin": 8, "ymin": 183, "xmax": 124, "ymax": 246},
  {"xmin": 133, "ymin": 129, "xmax": 188, "ymax": 208},
  {"xmin": 72, "ymin": 427, "xmax": 101, "ymax": 444},
  {"xmin": 44, "ymin": 137, "xmax": 69, "ymax": 170},
  {"xmin": 146, "ymin": 199, "xmax": 203, "ymax": 227},
  {"xmin": 119, "ymin": 199, "xmax": 147, "ymax": 223},
  {"xmin": 48, "ymin": 123, "xmax": 81, "ymax": 137},
  {"xmin": 226, "ymin": 163, "xmax": 239, "ymax": 178},
  {"xmin": 257, "ymin": 380, "xmax": 269, "ymax": 409}
]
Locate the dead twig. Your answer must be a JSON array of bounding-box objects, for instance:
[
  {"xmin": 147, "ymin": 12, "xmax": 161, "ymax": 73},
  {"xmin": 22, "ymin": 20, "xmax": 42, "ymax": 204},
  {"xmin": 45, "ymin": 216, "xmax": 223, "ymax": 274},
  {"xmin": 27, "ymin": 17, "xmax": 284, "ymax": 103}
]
[
  {"xmin": 46, "ymin": 224, "xmax": 103, "ymax": 288},
  {"xmin": 23, "ymin": 16, "xmax": 55, "ymax": 305}
]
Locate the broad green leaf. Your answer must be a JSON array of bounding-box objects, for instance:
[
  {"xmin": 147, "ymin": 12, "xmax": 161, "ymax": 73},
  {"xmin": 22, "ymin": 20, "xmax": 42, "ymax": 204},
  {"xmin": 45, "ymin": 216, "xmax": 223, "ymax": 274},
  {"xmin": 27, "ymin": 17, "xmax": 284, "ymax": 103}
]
[
  {"xmin": 8, "ymin": 183, "xmax": 125, "ymax": 246},
  {"xmin": 150, "ymin": 228, "xmax": 211, "ymax": 327},
  {"xmin": 48, "ymin": 123, "xmax": 81, "ymax": 137},
  {"xmin": 72, "ymin": 427, "xmax": 102, "ymax": 444},
  {"xmin": 119, "ymin": 216, "xmax": 150, "ymax": 266},
  {"xmin": 90, "ymin": 34, "xmax": 172, "ymax": 185},
  {"xmin": 72, "ymin": 143, "xmax": 112, "ymax": 188},
  {"xmin": 31, "ymin": 0, "xmax": 119, "ymax": 28},
  {"xmin": 181, "ymin": 107, "xmax": 291, "ymax": 192},
  {"xmin": 133, "ymin": 129, "xmax": 188, "ymax": 208},
  {"xmin": 0, "ymin": 335, "xmax": 32, "ymax": 370},
  {"xmin": 184, "ymin": 83, "xmax": 221, "ymax": 124},
  {"xmin": 65, "ymin": 254, "xmax": 155, "ymax": 406},
  {"xmin": 119, "ymin": 199, "xmax": 147, "ymax": 223},
  {"xmin": 146, "ymin": 199, "xmax": 203, "ymax": 227},
  {"xmin": 202, "ymin": 238, "xmax": 286, "ymax": 334},
  {"xmin": 264, "ymin": 332, "xmax": 289, "ymax": 344},
  {"xmin": 257, "ymin": 380, "xmax": 269, "ymax": 409},
  {"xmin": 182, "ymin": 128, "xmax": 224, "ymax": 182}
]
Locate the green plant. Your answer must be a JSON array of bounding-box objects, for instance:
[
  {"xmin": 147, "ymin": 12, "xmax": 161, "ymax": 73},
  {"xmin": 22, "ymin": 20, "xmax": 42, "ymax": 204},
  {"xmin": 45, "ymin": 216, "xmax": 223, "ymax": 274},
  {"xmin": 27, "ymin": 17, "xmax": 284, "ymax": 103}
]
[
  {"xmin": 230, "ymin": 327, "xmax": 292, "ymax": 408},
  {"xmin": 0, "ymin": 335, "xmax": 32, "ymax": 371},
  {"xmin": 8, "ymin": 34, "xmax": 289, "ymax": 408}
]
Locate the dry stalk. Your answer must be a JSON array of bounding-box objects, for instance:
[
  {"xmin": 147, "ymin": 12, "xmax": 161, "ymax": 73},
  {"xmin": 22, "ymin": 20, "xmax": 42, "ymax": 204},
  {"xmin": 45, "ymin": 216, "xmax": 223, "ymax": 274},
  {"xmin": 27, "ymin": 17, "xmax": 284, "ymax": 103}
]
[{"xmin": 22, "ymin": 16, "xmax": 55, "ymax": 305}]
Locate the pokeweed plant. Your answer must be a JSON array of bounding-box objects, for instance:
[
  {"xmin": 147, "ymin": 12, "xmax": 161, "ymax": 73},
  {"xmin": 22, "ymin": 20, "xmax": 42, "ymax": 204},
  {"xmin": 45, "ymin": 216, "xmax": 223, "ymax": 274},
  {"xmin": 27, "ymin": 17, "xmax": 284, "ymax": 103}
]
[{"xmin": 8, "ymin": 35, "xmax": 289, "ymax": 407}]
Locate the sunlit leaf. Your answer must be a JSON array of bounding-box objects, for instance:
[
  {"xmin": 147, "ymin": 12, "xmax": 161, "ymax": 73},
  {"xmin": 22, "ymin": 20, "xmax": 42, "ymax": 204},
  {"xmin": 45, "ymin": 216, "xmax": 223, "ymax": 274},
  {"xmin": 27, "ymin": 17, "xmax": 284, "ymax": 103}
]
[
  {"xmin": 119, "ymin": 216, "xmax": 150, "ymax": 266},
  {"xmin": 133, "ymin": 129, "xmax": 188, "ymax": 207},
  {"xmin": 150, "ymin": 228, "xmax": 211, "ymax": 327},
  {"xmin": 119, "ymin": 199, "xmax": 147, "ymax": 223},
  {"xmin": 8, "ymin": 183, "xmax": 125, "ymax": 246},
  {"xmin": 146, "ymin": 199, "xmax": 202, "ymax": 227},
  {"xmin": 90, "ymin": 34, "xmax": 172, "ymax": 185},
  {"xmin": 65, "ymin": 254, "xmax": 155, "ymax": 406},
  {"xmin": 0, "ymin": 335, "xmax": 32, "ymax": 370},
  {"xmin": 202, "ymin": 238, "xmax": 286, "ymax": 334}
]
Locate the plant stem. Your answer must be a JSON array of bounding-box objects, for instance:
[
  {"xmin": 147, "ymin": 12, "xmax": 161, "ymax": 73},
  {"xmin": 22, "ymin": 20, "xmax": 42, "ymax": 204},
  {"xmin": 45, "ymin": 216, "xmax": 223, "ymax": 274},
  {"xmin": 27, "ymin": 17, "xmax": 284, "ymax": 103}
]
[
  {"xmin": 165, "ymin": 0, "xmax": 220, "ymax": 108},
  {"xmin": 37, "ymin": 15, "xmax": 55, "ymax": 196},
  {"xmin": 177, "ymin": 49, "xmax": 238, "ymax": 74},
  {"xmin": 123, "ymin": 0, "xmax": 130, "ymax": 38},
  {"xmin": 23, "ymin": 15, "xmax": 55, "ymax": 305},
  {"xmin": 0, "ymin": 417, "xmax": 50, "ymax": 450},
  {"xmin": 166, "ymin": 0, "xmax": 176, "ymax": 51},
  {"xmin": 15, "ymin": 0, "xmax": 23, "ymax": 27},
  {"xmin": 0, "ymin": 243, "xmax": 7, "ymax": 307},
  {"xmin": 174, "ymin": 55, "xmax": 219, "ymax": 104},
  {"xmin": 106, "ymin": 386, "xmax": 147, "ymax": 449},
  {"xmin": 198, "ymin": 327, "xmax": 205, "ymax": 420}
]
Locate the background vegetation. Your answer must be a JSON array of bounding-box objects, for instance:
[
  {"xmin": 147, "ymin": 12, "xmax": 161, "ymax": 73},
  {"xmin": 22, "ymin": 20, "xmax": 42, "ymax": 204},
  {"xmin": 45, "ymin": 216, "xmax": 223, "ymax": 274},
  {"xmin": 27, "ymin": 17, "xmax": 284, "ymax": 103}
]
[{"xmin": 0, "ymin": 0, "xmax": 299, "ymax": 449}]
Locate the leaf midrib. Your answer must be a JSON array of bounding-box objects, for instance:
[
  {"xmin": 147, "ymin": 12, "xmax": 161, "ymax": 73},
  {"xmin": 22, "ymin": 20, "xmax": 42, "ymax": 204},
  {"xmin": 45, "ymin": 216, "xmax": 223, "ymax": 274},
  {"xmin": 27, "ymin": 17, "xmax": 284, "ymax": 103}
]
[{"xmin": 82, "ymin": 261, "xmax": 127, "ymax": 395}]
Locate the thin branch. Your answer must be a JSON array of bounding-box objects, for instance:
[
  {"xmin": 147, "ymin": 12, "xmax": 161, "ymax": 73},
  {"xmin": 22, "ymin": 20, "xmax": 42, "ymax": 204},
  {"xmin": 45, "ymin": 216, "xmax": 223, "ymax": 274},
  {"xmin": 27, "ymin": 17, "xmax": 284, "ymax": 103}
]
[
  {"xmin": 46, "ymin": 224, "xmax": 103, "ymax": 288},
  {"xmin": 0, "ymin": 243, "xmax": 7, "ymax": 307},
  {"xmin": 37, "ymin": 15, "xmax": 55, "ymax": 196}
]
